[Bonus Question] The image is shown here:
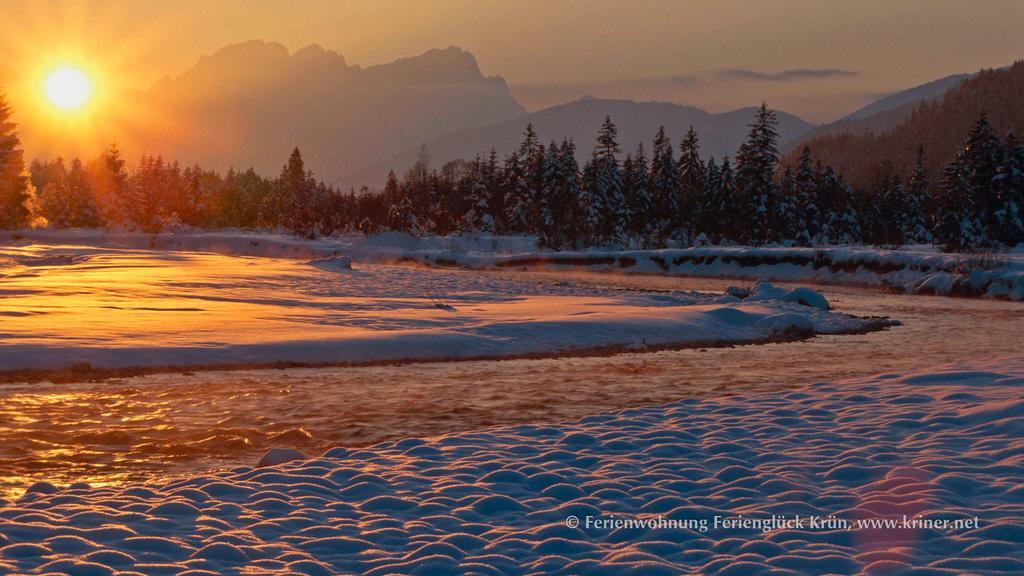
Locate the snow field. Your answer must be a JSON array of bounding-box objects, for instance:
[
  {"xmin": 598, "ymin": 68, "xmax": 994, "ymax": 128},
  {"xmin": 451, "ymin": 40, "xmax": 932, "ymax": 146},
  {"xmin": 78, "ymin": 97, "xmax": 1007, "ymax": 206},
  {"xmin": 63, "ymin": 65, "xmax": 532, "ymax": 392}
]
[{"xmin": 2, "ymin": 358, "xmax": 1022, "ymax": 575}]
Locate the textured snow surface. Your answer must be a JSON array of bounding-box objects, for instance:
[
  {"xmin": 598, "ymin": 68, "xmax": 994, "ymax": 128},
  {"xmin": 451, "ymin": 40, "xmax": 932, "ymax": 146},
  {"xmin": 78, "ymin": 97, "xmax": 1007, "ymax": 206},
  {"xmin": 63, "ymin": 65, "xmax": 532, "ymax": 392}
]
[
  {"xmin": 5, "ymin": 229, "xmax": 1021, "ymax": 300},
  {"xmin": 0, "ymin": 243, "xmax": 879, "ymax": 372},
  {"xmin": 2, "ymin": 358, "xmax": 1023, "ymax": 575}
]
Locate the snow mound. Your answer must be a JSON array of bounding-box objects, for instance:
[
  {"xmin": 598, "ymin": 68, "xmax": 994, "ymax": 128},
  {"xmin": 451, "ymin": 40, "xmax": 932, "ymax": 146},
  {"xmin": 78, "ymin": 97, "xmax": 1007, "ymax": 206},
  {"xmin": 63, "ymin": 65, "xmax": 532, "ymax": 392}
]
[
  {"xmin": 0, "ymin": 246, "xmax": 887, "ymax": 374},
  {"xmin": 745, "ymin": 281, "xmax": 831, "ymax": 310},
  {"xmin": 307, "ymin": 254, "xmax": 353, "ymax": 270},
  {"xmin": 754, "ymin": 312, "xmax": 815, "ymax": 336},
  {"xmin": 258, "ymin": 447, "xmax": 304, "ymax": 467},
  {"xmin": 2, "ymin": 357, "xmax": 1022, "ymax": 574}
]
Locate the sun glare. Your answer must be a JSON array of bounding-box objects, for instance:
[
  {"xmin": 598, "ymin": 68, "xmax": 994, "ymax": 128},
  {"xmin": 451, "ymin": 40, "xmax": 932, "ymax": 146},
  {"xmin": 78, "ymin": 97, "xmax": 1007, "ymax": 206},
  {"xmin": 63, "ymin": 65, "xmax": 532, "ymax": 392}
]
[{"xmin": 44, "ymin": 67, "xmax": 91, "ymax": 110}]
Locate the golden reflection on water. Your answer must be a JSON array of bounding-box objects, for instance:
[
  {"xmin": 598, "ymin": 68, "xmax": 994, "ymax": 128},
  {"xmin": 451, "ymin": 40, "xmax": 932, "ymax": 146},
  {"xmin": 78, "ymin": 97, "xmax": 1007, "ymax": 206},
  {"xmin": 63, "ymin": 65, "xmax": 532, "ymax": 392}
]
[{"xmin": 1, "ymin": 265, "xmax": 1022, "ymax": 500}]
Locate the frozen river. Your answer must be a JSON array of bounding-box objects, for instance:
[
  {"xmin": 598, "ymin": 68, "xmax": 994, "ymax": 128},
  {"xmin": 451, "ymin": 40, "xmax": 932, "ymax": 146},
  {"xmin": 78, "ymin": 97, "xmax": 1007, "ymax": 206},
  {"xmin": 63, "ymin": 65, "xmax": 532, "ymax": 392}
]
[{"xmin": 0, "ymin": 263, "xmax": 1021, "ymax": 498}]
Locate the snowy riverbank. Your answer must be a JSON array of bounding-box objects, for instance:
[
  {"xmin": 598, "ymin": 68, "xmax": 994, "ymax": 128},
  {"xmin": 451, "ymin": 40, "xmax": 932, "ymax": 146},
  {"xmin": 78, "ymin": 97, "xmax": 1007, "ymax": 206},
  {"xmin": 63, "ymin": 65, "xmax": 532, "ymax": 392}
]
[
  {"xmin": 2, "ymin": 357, "xmax": 1022, "ymax": 574},
  {"xmin": 0, "ymin": 243, "xmax": 888, "ymax": 376},
  {"xmin": 4, "ymin": 229, "xmax": 1023, "ymax": 300}
]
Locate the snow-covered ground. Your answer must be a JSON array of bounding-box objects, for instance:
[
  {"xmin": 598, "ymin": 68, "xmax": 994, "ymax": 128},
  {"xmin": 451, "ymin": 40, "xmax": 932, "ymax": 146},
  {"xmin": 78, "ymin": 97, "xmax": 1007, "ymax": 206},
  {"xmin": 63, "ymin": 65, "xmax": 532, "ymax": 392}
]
[
  {"xmin": 2, "ymin": 357, "xmax": 1022, "ymax": 575},
  {"xmin": 0, "ymin": 242, "xmax": 886, "ymax": 374},
  {"xmin": 4, "ymin": 229, "xmax": 1022, "ymax": 300}
]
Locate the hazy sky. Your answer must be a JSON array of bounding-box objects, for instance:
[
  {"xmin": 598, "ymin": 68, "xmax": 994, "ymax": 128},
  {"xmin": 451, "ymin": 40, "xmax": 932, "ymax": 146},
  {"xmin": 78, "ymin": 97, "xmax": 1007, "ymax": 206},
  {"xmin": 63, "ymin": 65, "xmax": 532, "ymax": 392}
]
[{"xmin": 3, "ymin": 0, "xmax": 1024, "ymax": 123}]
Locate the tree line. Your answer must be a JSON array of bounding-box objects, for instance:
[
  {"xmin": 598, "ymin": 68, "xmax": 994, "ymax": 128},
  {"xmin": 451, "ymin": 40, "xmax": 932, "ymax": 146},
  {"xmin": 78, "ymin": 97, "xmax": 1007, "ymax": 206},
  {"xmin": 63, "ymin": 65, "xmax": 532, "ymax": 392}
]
[{"xmin": 1, "ymin": 93, "xmax": 1022, "ymax": 251}]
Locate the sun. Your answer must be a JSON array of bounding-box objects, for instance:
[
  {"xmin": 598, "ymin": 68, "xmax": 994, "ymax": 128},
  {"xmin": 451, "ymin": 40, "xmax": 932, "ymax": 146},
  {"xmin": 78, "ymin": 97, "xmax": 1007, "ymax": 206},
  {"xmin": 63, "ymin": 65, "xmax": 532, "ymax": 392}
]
[{"xmin": 44, "ymin": 67, "xmax": 91, "ymax": 110}]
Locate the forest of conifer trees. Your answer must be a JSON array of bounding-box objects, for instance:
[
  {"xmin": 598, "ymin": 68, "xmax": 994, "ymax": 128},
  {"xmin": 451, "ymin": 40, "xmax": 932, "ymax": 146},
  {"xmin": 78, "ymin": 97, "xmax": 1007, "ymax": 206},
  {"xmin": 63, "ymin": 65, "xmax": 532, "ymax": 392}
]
[{"xmin": 1, "ymin": 93, "xmax": 1022, "ymax": 252}]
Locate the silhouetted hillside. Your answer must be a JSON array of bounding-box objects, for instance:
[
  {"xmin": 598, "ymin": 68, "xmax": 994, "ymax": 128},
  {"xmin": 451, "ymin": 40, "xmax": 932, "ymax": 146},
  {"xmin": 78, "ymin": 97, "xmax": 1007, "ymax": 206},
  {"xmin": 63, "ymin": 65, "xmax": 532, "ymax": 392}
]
[
  {"xmin": 355, "ymin": 98, "xmax": 814, "ymax": 186},
  {"xmin": 790, "ymin": 73, "xmax": 970, "ymax": 150},
  {"xmin": 789, "ymin": 62, "xmax": 1024, "ymax": 186},
  {"xmin": 129, "ymin": 41, "xmax": 525, "ymax": 187}
]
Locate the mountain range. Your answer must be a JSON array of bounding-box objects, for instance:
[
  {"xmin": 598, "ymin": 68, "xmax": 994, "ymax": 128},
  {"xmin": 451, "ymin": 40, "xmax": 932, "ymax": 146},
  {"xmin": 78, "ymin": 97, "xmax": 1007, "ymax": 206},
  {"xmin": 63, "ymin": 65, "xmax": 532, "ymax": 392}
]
[
  {"xmin": 353, "ymin": 98, "xmax": 815, "ymax": 186},
  {"xmin": 786, "ymin": 61, "xmax": 1024, "ymax": 188},
  {"xmin": 125, "ymin": 40, "xmax": 995, "ymax": 190},
  {"xmin": 130, "ymin": 41, "xmax": 524, "ymax": 188}
]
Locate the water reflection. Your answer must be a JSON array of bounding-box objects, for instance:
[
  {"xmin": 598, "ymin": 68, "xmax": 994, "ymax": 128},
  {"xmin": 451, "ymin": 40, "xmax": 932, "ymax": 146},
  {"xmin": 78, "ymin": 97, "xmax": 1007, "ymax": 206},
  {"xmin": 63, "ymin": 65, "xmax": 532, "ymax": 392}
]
[{"xmin": 1, "ymin": 272, "xmax": 1021, "ymax": 499}]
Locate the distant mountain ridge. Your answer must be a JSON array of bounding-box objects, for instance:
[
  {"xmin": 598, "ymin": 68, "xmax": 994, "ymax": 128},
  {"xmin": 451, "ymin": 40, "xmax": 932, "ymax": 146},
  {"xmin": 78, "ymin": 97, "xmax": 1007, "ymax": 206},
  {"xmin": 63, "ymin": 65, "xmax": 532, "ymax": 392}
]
[
  {"xmin": 787, "ymin": 61, "xmax": 1024, "ymax": 187},
  {"xmin": 130, "ymin": 40, "xmax": 525, "ymax": 188},
  {"xmin": 790, "ymin": 72, "xmax": 971, "ymax": 150},
  {"xmin": 354, "ymin": 97, "xmax": 816, "ymax": 186}
]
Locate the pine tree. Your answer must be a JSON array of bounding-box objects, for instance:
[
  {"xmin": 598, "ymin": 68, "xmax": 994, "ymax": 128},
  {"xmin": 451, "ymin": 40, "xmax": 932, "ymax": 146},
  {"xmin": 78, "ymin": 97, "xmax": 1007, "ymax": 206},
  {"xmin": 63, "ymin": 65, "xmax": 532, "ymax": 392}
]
[
  {"xmin": 385, "ymin": 170, "xmax": 419, "ymax": 235},
  {"xmin": 483, "ymin": 148, "xmax": 503, "ymax": 233},
  {"xmin": 649, "ymin": 126, "xmax": 679, "ymax": 245},
  {"xmin": 463, "ymin": 154, "xmax": 494, "ymax": 234},
  {"xmin": 502, "ymin": 152, "xmax": 531, "ymax": 233},
  {"xmin": 735, "ymin": 103, "xmax": 781, "ymax": 244},
  {"xmin": 789, "ymin": 146, "xmax": 820, "ymax": 245},
  {"xmin": 936, "ymin": 154, "xmax": 981, "ymax": 251},
  {"xmin": 817, "ymin": 166, "xmax": 860, "ymax": 245},
  {"xmin": 676, "ymin": 126, "xmax": 704, "ymax": 242},
  {"xmin": 995, "ymin": 132, "xmax": 1024, "ymax": 246},
  {"xmin": 879, "ymin": 175, "xmax": 908, "ymax": 247},
  {"xmin": 777, "ymin": 164, "xmax": 796, "ymax": 241},
  {"xmin": 89, "ymin": 145, "xmax": 130, "ymax": 226},
  {"xmin": 718, "ymin": 155, "xmax": 739, "ymax": 242},
  {"xmin": 622, "ymin": 143, "xmax": 652, "ymax": 247},
  {"xmin": 0, "ymin": 93, "xmax": 30, "ymax": 229},
  {"xmin": 586, "ymin": 116, "xmax": 626, "ymax": 246},
  {"xmin": 536, "ymin": 143, "xmax": 561, "ymax": 247},
  {"xmin": 961, "ymin": 112, "xmax": 1003, "ymax": 242},
  {"xmin": 556, "ymin": 139, "xmax": 584, "ymax": 248},
  {"xmin": 904, "ymin": 145, "xmax": 934, "ymax": 244},
  {"xmin": 694, "ymin": 157, "xmax": 722, "ymax": 244}
]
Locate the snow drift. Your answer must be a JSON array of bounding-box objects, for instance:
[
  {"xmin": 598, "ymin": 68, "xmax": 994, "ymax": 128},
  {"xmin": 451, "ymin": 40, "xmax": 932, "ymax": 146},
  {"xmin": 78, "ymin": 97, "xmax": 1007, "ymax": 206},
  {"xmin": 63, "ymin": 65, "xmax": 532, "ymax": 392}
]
[
  {"xmin": 0, "ymin": 243, "xmax": 888, "ymax": 375},
  {"xmin": 2, "ymin": 357, "xmax": 1022, "ymax": 574}
]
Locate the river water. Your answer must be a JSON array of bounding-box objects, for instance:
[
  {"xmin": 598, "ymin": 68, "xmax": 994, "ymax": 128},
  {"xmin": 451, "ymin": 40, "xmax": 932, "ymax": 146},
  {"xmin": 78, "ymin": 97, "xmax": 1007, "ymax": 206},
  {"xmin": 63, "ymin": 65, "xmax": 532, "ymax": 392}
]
[{"xmin": 1, "ymin": 270, "xmax": 1021, "ymax": 499}]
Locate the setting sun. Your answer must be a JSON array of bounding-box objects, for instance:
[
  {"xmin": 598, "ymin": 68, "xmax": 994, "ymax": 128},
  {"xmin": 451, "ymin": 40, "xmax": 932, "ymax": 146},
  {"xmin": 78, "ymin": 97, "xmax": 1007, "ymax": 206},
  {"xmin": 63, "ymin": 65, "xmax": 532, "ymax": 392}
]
[{"xmin": 44, "ymin": 67, "xmax": 91, "ymax": 110}]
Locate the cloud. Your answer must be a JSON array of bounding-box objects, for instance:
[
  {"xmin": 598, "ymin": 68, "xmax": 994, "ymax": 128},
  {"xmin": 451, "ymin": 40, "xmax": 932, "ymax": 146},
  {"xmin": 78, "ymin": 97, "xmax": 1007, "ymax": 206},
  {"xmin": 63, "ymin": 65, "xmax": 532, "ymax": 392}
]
[{"xmin": 720, "ymin": 68, "xmax": 859, "ymax": 82}]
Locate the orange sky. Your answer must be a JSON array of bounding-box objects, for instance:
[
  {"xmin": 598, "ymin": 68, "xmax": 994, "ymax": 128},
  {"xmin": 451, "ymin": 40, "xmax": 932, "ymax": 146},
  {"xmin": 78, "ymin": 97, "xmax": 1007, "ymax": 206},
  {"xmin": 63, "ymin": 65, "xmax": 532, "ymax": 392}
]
[{"xmin": 2, "ymin": 0, "xmax": 1023, "ymax": 158}]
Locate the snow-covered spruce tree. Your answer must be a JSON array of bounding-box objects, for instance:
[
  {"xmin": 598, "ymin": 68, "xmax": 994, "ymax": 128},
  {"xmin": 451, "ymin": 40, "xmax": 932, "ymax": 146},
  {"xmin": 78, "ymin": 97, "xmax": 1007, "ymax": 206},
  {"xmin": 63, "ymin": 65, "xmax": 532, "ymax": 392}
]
[
  {"xmin": 935, "ymin": 153, "xmax": 981, "ymax": 252},
  {"xmin": 273, "ymin": 147, "xmax": 322, "ymax": 237},
  {"xmin": 555, "ymin": 139, "xmax": 585, "ymax": 248},
  {"xmin": 0, "ymin": 93, "xmax": 30, "ymax": 229},
  {"xmin": 904, "ymin": 145, "xmax": 934, "ymax": 245},
  {"xmin": 717, "ymin": 155, "xmax": 738, "ymax": 242},
  {"xmin": 696, "ymin": 157, "xmax": 722, "ymax": 243},
  {"xmin": 622, "ymin": 143, "xmax": 653, "ymax": 247},
  {"xmin": 383, "ymin": 169, "xmax": 419, "ymax": 235},
  {"xmin": 501, "ymin": 152, "xmax": 530, "ymax": 234},
  {"xmin": 463, "ymin": 154, "xmax": 494, "ymax": 234},
  {"xmin": 777, "ymin": 164, "xmax": 796, "ymax": 242},
  {"xmin": 579, "ymin": 157, "xmax": 598, "ymax": 245},
  {"xmin": 735, "ymin": 103, "xmax": 781, "ymax": 245},
  {"xmin": 994, "ymin": 132, "xmax": 1024, "ymax": 247},
  {"xmin": 817, "ymin": 166, "xmax": 861, "ymax": 245},
  {"xmin": 960, "ymin": 113, "xmax": 1003, "ymax": 243},
  {"xmin": 880, "ymin": 175, "xmax": 909, "ymax": 247},
  {"xmin": 84, "ymin": 144, "xmax": 130, "ymax": 227},
  {"xmin": 483, "ymin": 148, "xmax": 504, "ymax": 234},
  {"xmin": 536, "ymin": 142, "xmax": 561, "ymax": 248},
  {"xmin": 518, "ymin": 123, "xmax": 544, "ymax": 234},
  {"xmin": 586, "ymin": 116, "xmax": 626, "ymax": 246},
  {"xmin": 789, "ymin": 146, "xmax": 821, "ymax": 246},
  {"xmin": 676, "ymin": 126, "xmax": 703, "ymax": 244},
  {"xmin": 37, "ymin": 159, "xmax": 101, "ymax": 228},
  {"xmin": 648, "ymin": 126, "xmax": 679, "ymax": 246}
]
